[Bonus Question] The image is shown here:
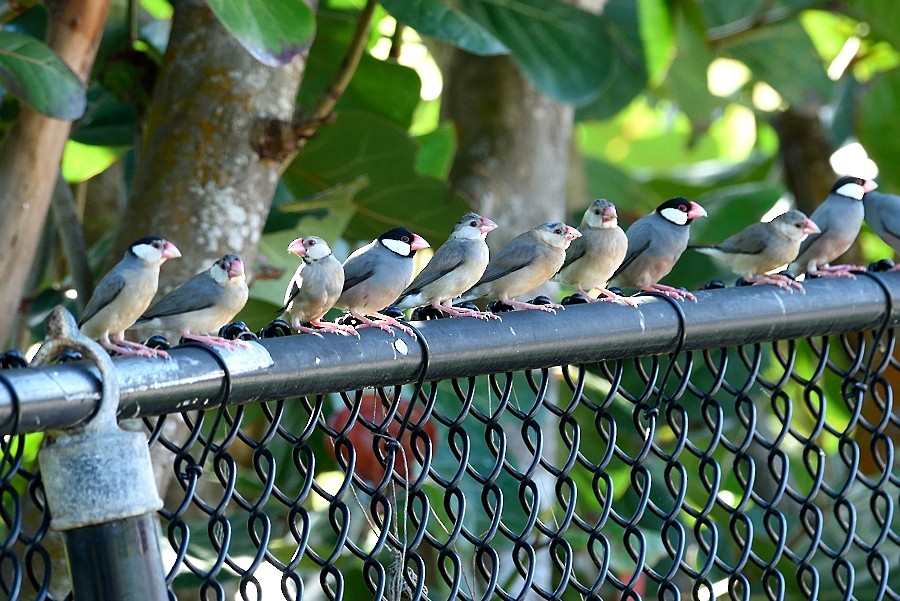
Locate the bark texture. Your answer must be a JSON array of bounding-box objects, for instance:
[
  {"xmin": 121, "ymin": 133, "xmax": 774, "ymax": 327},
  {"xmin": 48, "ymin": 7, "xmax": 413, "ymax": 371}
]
[
  {"xmin": 115, "ymin": 0, "xmax": 307, "ymax": 295},
  {"xmin": 440, "ymin": 52, "xmax": 573, "ymax": 250},
  {"xmin": 0, "ymin": 0, "xmax": 110, "ymax": 347}
]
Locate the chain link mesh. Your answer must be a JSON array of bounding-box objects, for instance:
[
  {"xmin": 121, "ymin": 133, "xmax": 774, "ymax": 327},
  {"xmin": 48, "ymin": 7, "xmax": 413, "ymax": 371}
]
[{"xmin": 1, "ymin": 323, "xmax": 898, "ymax": 600}]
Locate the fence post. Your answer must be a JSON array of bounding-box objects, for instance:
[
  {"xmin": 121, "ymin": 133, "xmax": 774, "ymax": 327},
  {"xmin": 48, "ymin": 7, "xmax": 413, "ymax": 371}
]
[{"xmin": 33, "ymin": 307, "xmax": 167, "ymax": 600}]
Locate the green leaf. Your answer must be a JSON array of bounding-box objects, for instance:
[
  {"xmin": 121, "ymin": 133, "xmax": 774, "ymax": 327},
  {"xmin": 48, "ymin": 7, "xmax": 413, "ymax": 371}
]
[
  {"xmin": 298, "ymin": 12, "xmax": 421, "ymax": 128},
  {"xmin": 453, "ymin": 0, "xmax": 645, "ymax": 105},
  {"xmin": 71, "ymin": 85, "xmax": 137, "ymax": 146},
  {"xmin": 380, "ymin": 0, "xmax": 507, "ymax": 56},
  {"xmin": 414, "ymin": 122, "xmax": 457, "ymax": 179},
  {"xmin": 575, "ymin": 0, "xmax": 649, "ymax": 119},
  {"xmin": 663, "ymin": 2, "xmax": 720, "ymax": 130},
  {"xmin": 205, "ymin": 0, "xmax": 315, "ymax": 67},
  {"xmin": 0, "ymin": 31, "xmax": 85, "ymax": 119},
  {"xmin": 282, "ymin": 110, "xmax": 472, "ymax": 244},
  {"xmin": 857, "ymin": 68, "xmax": 900, "ymax": 191}
]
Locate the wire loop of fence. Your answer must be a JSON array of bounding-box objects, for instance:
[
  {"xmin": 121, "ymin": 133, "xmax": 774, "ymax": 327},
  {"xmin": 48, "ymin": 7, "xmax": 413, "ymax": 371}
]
[{"xmin": 0, "ymin": 276, "xmax": 899, "ymax": 600}]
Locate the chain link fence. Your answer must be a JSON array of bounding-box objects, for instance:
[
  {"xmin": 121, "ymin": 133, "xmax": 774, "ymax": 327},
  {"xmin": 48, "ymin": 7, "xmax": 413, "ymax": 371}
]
[{"xmin": 1, "ymin": 274, "xmax": 899, "ymax": 600}]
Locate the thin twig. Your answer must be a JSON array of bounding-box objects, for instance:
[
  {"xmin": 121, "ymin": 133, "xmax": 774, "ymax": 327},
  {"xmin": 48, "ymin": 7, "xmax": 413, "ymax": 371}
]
[{"xmin": 51, "ymin": 175, "xmax": 93, "ymax": 311}]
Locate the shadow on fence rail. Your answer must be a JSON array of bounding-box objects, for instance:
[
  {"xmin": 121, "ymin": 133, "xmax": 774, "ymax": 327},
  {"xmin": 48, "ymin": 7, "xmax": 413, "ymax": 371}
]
[{"xmin": 1, "ymin": 274, "xmax": 899, "ymax": 600}]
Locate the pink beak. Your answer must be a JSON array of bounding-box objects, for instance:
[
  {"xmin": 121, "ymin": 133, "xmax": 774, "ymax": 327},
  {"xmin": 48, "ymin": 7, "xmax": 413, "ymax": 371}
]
[
  {"xmin": 410, "ymin": 234, "xmax": 430, "ymax": 251},
  {"xmin": 228, "ymin": 257, "xmax": 245, "ymax": 278},
  {"xmin": 687, "ymin": 202, "xmax": 708, "ymax": 220},
  {"xmin": 287, "ymin": 238, "xmax": 307, "ymax": 256},
  {"xmin": 803, "ymin": 219, "xmax": 821, "ymax": 235},
  {"xmin": 565, "ymin": 225, "xmax": 582, "ymax": 241},
  {"xmin": 864, "ymin": 179, "xmax": 879, "ymax": 193},
  {"xmin": 162, "ymin": 241, "xmax": 181, "ymax": 260},
  {"xmin": 479, "ymin": 217, "xmax": 499, "ymax": 234},
  {"xmin": 602, "ymin": 205, "xmax": 618, "ymax": 221}
]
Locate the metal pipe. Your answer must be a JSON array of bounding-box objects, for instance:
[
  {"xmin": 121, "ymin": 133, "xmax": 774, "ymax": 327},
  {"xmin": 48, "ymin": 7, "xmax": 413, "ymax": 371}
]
[
  {"xmin": 64, "ymin": 514, "xmax": 169, "ymax": 601},
  {"xmin": 2, "ymin": 274, "xmax": 899, "ymax": 435}
]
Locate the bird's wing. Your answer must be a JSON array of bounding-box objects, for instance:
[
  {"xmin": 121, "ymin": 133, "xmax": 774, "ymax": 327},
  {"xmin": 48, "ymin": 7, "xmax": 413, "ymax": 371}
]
[
  {"xmin": 612, "ymin": 239, "xmax": 651, "ymax": 280},
  {"xmin": 474, "ymin": 241, "xmax": 543, "ymax": 286},
  {"xmin": 278, "ymin": 280, "xmax": 301, "ymax": 314},
  {"xmin": 714, "ymin": 223, "xmax": 769, "ymax": 255},
  {"xmin": 79, "ymin": 273, "xmax": 127, "ymax": 326},
  {"xmin": 400, "ymin": 252, "xmax": 465, "ymax": 298},
  {"xmin": 342, "ymin": 267, "xmax": 375, "ymax": 292},
  {"xmin": 139, "ymin": 274, "xmax": 219, "ymax": 320},
  {"xmin": 558, "ymin": 236, "xmax": 587, "ymax": 272}
]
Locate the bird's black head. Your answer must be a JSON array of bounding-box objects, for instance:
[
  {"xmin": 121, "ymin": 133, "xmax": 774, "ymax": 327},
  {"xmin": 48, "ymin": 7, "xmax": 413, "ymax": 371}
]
[
  {"xmin": 656, "ymin": 197, "xmax": 707, "ymax": 226},
  {"xmin": 378, "ymin": 227, "xmax": 430, "ymax": 257},
  {"xmin": 831, "ymin": 176, "xmax": 876, "ymax": 200},
  {"xmin": 130, "ymin": 235, "xmax": 165, "ymax": 251}
]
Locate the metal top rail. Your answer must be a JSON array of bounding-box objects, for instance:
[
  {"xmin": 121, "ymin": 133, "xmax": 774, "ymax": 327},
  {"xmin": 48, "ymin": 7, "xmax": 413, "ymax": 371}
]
[{"xmin": 2, "ymin": 272, "xmax": 899, "ymax": 435}]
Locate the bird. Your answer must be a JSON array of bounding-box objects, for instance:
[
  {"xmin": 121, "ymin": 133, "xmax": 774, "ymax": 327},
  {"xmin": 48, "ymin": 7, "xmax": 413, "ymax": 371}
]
[
  {"xmin": 789, "ymin": 176, "xmax": 878, "ymax": 277},
  {"xmin": 79, "ymin": 236, "xmax": 181, "ymax": 358},
  {"xmin": 133, "ymin": 254, "xmax": 249, "ymax": 348},
  {"xmin": 394, "ymin": 212, "xmax": 499, "ymax": 319},
  {"xmin": 554, "ymin": 198, "xmax": 633, "ymax": 305},
  {"xmin": 691, "ymin": 210, "xmax": 820, "ymax": 291},
  {"xmin": 612, "ymin": 197, "xmax": 708, "ymax": 301},
  {"xmin": 335, "ymin": 226, "xmax": 430, "ymax": 335},
  {"xmin": 862, "ymin": 189, "xmax": 900, "ymax": 265},
  {"xmin": 280, "ymin": 236, "xmax": 358, "ymax": 336},
  {"xmin": 458, "ymin": 221, "xmax": 582, "ymax": 313}
]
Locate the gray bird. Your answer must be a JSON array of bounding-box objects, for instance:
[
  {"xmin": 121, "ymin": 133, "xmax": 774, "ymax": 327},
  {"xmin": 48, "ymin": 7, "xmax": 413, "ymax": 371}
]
[
  {"xmin": 459, "ymin": 221, "xmax": 582, "ymax": 313},
  {"xmin": 862, "ymin": 189, "xmax": 900, "ymax": 263},
  {"xmin": 336, "ymin": 226, "xmax": 430, "ymax": 335},
  {"xmin": 612, "ymin": 197, "xmax": 708, "ymax": 301},
  {"xmin": 79, "ymin": 236, "xmax": 181, "ymax": 358},
  {"xmin": 692, "ymin": 210, "xmax": 820, "ymax": 292},
  {"xmin": 394, "ymin": 212, "xmax": 498, "ymax": 319},
  {"xmin": 281, "ymin": 236, "xmax": 358, "ymax": 336},
  {"xmin": 555, "ymin": 199, "xmax": 632, "ymax": 305},
  {"xmin": 133, "ymin": 254, "xmax": 249, "ymax": 348},
  {"xmin": 789, "ymin": 176, "xmax": 878, "ymax": 277}
]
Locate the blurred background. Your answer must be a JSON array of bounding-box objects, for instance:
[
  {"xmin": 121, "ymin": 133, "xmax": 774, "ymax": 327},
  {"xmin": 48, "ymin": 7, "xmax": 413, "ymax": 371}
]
[{"xmin": 0, "ymin": 0, "xmax": 898, "ymax": 349}]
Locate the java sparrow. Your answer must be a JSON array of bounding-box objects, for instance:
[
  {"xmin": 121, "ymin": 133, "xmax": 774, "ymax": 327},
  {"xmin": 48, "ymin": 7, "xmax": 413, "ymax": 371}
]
[
  {"xmin": 281, "ymin": 236, "xmax": 358, "ymax": 336},
  {"xmin": 79, "ymin": 236, "xmax": 181, "ymax": 358},
  {"xmin": 394, "ymin": 212, "xmax": 499, "ymax": 319},
  {"xmin": 789, "ymin": 176, "xmax": 878, "ymax": 277},
  {"xmin": 612, "ymin": 197, "xmax": 707, "ymax": 301},
  {"xmin": 862, "ymin": 189, "xmax": 900, "ymax": 264},
  {"xmin": 133, "ymin": 254, "xmax": 249, "ymax": 348},
  {"xmin": 458, "ymin": 222, "xmax": 582, "ymax": 313},
  {"xmin": 335, "ymin": 227, "xmax": 430, "ymax": 335},
  {"xmin": 554, "ymin": 199, "xmax": 633, "ymax": 305},
  {"xmin": 692, "ymin": 210, "xmax": 819, "ymax": 291}
]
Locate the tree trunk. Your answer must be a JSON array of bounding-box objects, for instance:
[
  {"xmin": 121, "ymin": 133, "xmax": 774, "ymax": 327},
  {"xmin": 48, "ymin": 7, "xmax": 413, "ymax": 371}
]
[
  {"xmin": 441, "ymin": 52, "xmax": 573, "ymax": 249},
  {"xmin": 0, "ymin": 0, "xmax": 110, "ymax": 348},
  {"xmin": 114, "ymin": 0, "xmax": 309, "ymax": 296}
]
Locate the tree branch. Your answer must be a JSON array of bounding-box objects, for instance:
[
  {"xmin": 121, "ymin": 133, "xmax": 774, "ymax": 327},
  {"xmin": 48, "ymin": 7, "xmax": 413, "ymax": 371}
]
[{"xmin": 707, "ymin": 1, "xmax": 830, "ymax": 48}]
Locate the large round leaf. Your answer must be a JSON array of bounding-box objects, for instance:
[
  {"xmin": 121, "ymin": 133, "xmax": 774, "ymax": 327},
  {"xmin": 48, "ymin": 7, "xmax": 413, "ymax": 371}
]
[
  {"xmin": 380, "ymin": 0, "xmax": 508, "ymax": 56},
  {"xmin": 0, "ymin": 31, "xmax": 85, "ymax": 120},
  {"xmin": 205, "ymin": 0, "xmax": 315, "ymax": 67},
  {"xmin": 453, "ymin": 0, "xmax": 645, "ymax": 105}
]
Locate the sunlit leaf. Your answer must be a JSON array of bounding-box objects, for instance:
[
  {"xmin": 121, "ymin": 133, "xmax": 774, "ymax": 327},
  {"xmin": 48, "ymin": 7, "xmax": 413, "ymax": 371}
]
[
  {"xmin": 205, "ymin": 0, "xmax": 315, "ymax": 67},
  {"xmin": 857, "ymin": 67, "xmax": 900, "ymax": 191},
  {"xmin": 843, "ymin": 0, "xmax": 900, "ymax": 51},
  {"xmin": 663, "ymin": 2, "xmax": 720, "ymax": 130},
  {"xmin": 380, "ymin": 0, "xmax": 507, "ymax": 56},
  {"xmin": 0, "ymin": 31, "xmax": 85, "ymax": 119},
  {"xmin": 414, "ymin": 123, "xmax": 456, "ymax": 179},
  {"xmin": 61, "ymin": 140, "xmax": 128, "ymax": 183}
]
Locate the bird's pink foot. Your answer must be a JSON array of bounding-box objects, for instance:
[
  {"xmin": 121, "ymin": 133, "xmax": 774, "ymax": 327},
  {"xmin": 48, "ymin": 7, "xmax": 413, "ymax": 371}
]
[
  {"xmin": 747, "ymin": 274, "xmax": 804, "ymax": 293},
  {"xmin": 350, "ymin": 311, "xmax": 414, "ymax": 336},
  {"xmin": 182, "ymin": 333, "xmax": 250, "ymax": 349},
  {"xmin": 109, "ymin": 338, "xmax": 170, "ymax": 359},
  {"xmin": 641, "ymin": 284, "xmax": 696, "ymax": 302},
  {"xmin": 504, "ymin": 298, "xmax": 562, "ymax": 313},
  {"xmin": 309, "ymin": 319, "xmax": 360, "ymax": 338},
  {"xmin": 809, "ymin": 264, "xmax": 863, "ymax": 278},
  {"xmin": 437, "ymin": 303, "xmax": 500, "ymax": 320},
  {"xmin": 588, "ymin": 287, "xmax": 639, "ymax": 307}
]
